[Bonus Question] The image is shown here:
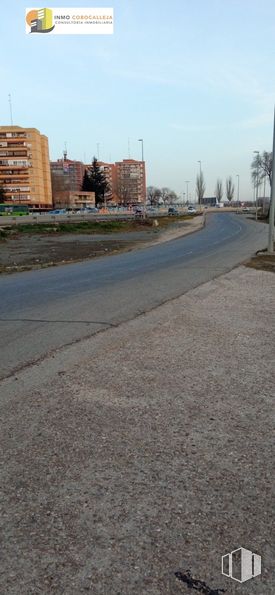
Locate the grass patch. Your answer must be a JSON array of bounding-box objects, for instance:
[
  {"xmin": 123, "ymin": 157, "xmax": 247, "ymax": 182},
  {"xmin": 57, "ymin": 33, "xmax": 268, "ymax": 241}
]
[{"xmin": 13, "ymin": 220, "xmax": 151, "ymax": 234}]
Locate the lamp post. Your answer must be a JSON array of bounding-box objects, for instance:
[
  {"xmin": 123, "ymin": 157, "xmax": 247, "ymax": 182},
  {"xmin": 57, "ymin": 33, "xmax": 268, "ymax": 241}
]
[
  {"xmin": 138, "ymin": 138, "xmax": 145, "ymax": 217},
  {"xmin": 236, "ymin": 174, "xmax": 240, "ymax": 211},
  {"xmin": 197, "ymin": 161, "xmax": 203, "ymax": 209},
  {"xmin": 254, "ymin": 151, "xmax": 260, "ymax": 220},
  {"xmin": 138, "ymin": 138, "xmax": 144, "ymax": 162},
  {"xmin": 185, "ymin": 181, "xmax": 190, "ymax": 205},
  {"xmin": 198, "ymin": 160, "xmax": 202, "ymax": 176}
]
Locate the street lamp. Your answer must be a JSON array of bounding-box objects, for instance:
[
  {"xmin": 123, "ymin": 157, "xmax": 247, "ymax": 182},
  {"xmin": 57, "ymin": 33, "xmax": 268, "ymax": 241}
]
[
  {"xmin": 185, "ymin": 180, "xmax": 190, "ymax": 205},
  {"xmin": 198, "ymin": 160, "xmax": 202, "ymax": 176},
  {"xmin": 138, "ymin": 138, "xmax": 144, "ymax": 162},
  {"xmin": 254, "ymin": 151, "xmax": 260, "ymax": 220},
  {"xmin": 138, "ymin": 139, "xmax": 145, "ymax": 217},
  {"xmin": 236, "ymin": 174, "xmax": 240, "ymax": 211},
  {"xmin": 197, "ymin": 161, "xmax": 203, "ymax": 209}
]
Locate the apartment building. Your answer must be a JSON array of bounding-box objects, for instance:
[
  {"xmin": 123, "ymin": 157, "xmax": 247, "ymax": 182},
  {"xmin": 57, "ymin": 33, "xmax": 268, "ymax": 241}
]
[
  {"xmin": 0, "ymin": 126, "xmax": 52, "ymax": 208},
  {"xmin": 51, "ymin": 154, "xmax": 86, "ymax": 192},
  {"xmin": 52, "ymin": 156, "xmax": 146, "ymax": 206},
  {"xmin": 51, "ymin": 153, "xmax": 86, "ymax": 208},
  {"xmin": 115, "ymin": 159, "xmax": 146, "ymax": 204}
]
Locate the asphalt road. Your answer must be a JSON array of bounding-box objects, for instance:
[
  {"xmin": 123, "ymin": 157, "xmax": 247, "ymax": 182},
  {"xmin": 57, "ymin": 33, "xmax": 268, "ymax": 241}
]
[{"xmin": 0, "ymin": 213, "xmax": 267, "ymax": 379}]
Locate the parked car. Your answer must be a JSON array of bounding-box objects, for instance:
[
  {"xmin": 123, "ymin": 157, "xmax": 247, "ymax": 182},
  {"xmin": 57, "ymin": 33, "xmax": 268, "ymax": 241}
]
[
  {"xmin": 133, "ymin": 206, "xmax": 144, "ymax": 216},
  {"xmin": 48, "ymin": 209, "xmax": 67, "ymax": 215},
  {"xmin": 168, "ymin": 207, "xmax": 179, "ymax": 216},
  {"xmin": 187, "ymin": 206, "xmax": 196, "ymax": 214}
]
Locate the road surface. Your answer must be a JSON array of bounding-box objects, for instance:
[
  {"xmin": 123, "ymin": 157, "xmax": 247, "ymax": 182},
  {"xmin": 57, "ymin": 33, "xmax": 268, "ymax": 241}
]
[{"xmin": 0, "ymin": 213, "xmax": 267, "ymax": 379}]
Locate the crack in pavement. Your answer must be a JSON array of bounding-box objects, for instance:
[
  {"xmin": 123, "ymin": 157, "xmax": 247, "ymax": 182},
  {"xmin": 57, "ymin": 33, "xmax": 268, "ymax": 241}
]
[{"xmin": 175, "ymin": 570, "xmax": 226, "ymax": 594}]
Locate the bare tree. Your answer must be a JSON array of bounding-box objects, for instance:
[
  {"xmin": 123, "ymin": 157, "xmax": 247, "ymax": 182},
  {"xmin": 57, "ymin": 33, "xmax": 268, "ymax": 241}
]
[
  {"xmin": 147, "ymin": 186, "xmax": 161, "ymax": 206},
  {"xmin": 160, "ymin": 187, "xmax": 171, "ymax": 204},
  {"xmin": 196, "ymin": 172, "xmax": 206, "ymax": 205},
  {"xmin": 147, "ymin": 186, "xmax": 178, "ymax": 205},
  {"xmin": 251, "ymin": 151, "xmax": 272, "ymax": 188},
  {"xmin": 165, "ymin": 190, "xmax": 178, "ymax": 205},
  {"xmin": 226, "ymin": 176, "xmax": 235, "ymax": 201},
  {"xmin": 215, "ymin": 179, "xmax": 223, "ymax": 203},
  {"xmin": 118, "ymin": 185, "xmax": 130, "ymax": 205}
]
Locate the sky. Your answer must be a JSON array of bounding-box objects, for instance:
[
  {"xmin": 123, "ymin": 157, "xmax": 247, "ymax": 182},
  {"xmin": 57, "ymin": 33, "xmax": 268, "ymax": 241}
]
[{"xmin": 1, "ymin": 0, "xmax": 275, "ymax": 201}]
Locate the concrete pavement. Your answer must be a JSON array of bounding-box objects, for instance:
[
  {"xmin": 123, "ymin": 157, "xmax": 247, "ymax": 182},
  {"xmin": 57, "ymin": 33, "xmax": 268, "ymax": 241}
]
[{"xmin": 0, "ymin": 264, "xmax": 274, "ymax": 594}]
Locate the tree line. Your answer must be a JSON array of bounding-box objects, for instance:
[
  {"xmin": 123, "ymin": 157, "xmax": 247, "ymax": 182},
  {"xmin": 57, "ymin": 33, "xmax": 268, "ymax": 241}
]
[
  {"xmin": 148, "ymin": 174, "xmax": 238, "ymax": 205},
  {"xmin": 196, "ymin": 171, "xmax": 236, "ymax": 203},
  {"xmin": 146, "ymin": 187, "xmax": 179, "ymax": 205}
]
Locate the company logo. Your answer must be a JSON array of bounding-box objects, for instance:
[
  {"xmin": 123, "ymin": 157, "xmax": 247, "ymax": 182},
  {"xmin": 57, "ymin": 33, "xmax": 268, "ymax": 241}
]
[
  {"xmin": 222, "ymin": 547, "xmax": 261, "ymax": 583},
  {"xmin": 26, "ymin": 8, "xmax": 113, "ymax": 35},
  {"xmin": 26, "ymin": 8, "xmax": 55, "ymax": 33}
]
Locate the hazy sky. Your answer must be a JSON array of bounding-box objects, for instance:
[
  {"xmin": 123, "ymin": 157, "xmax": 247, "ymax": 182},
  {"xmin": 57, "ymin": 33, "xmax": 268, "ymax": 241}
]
[{"xmin": 1, "ymin": 0, "xmax": 275, "ymax": 200}]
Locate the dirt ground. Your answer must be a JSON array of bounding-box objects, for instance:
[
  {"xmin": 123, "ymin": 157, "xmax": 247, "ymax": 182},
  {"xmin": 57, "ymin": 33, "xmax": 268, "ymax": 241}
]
[
  {"xmin": 0, "ymin": 234, "xmax": 142, "ymax": 273},
  {"xmin": 0, "ymin": 217, "xmax": 203, "ymax": 274},
  {"xmin": 245, "ymin": 251, "xmax": 275, "ymax": 273}
]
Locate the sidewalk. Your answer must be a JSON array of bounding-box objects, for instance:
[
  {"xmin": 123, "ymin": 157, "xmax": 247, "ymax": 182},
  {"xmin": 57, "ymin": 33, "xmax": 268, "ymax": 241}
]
[{"xmin": 0, "ymin": 265, "xmax": 274, "ymax": 594}]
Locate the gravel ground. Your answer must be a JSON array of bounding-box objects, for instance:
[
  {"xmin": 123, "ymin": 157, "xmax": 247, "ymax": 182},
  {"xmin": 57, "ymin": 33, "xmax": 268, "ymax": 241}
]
[{"xmin": 0, "ymin": 265, "xmax": 274, "ymax": 594}]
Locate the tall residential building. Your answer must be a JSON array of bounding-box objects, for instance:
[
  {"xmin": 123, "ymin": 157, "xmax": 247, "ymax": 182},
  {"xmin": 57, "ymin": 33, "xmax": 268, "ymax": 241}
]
[
  {"xmin": 0, "ymin": 126, "xmax": 52, "ymax": 208},
  {"xmin": 50, "ymin": 153, "xmax": 86, "ymax": 207},
  {"xmin": 115, "ymin": 159, "xmax": 146, "ymax": 204},
  {"xmin": 51, "ymin": 154, "xmax": 86, "ymax": 192}
]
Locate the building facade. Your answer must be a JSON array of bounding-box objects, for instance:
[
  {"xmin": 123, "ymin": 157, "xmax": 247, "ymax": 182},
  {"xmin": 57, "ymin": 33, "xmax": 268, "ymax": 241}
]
[
  {"xmin": 52, "ymin": 156, "xmax": 146, "ymax": 206},
  {"xmin": 115, "ymin": 159, "xmax": 146, "ymax": 204},
  {"xmin": 0, "ymin": 126, "xmax": 52, "ymax": 208},
  {"xmin": 54, "ymin": 190, "xmax": 95, "ymax": 209},
  {"xmin": 51, "ymin": 155, "xmax": 85, "ymax": 192},
  {"xmin": 51, "ymin": 154, "xmax": 86, "ymax": 208}
]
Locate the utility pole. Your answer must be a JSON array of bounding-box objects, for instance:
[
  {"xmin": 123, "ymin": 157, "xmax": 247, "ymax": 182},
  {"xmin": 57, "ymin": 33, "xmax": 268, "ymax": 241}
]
[
  {"xmin": 254, "ymin": 151, "xmax": 259, "ymax": 220},
  {"xmin": 268, "ymin": 107, "xmax": 275, "ymax": 253}
]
